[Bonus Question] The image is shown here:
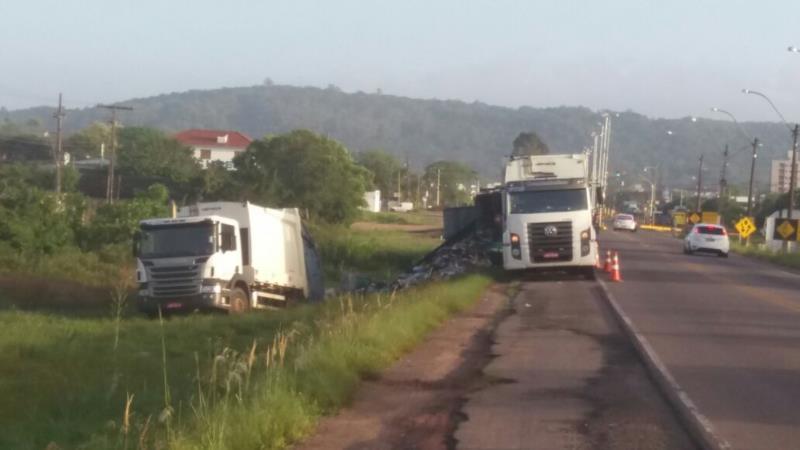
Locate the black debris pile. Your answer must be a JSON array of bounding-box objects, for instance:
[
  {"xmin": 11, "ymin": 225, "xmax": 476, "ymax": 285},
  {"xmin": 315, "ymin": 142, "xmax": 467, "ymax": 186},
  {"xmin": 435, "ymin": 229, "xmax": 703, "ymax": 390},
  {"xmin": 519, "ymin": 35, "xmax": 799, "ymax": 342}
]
[{"xmin": 391, "ymin": 230, "xmax": 497, "ymax": 290}]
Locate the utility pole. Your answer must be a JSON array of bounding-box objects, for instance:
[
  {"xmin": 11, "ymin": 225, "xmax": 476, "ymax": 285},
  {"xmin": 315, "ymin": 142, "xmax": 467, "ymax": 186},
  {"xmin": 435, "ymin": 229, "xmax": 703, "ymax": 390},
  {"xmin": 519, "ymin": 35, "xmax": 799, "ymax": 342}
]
[
  {"xmin": 788, "ymin": 124, "xmax": 799, "ymax": 223},
  {"xmin": 718, "ymin": 144, "xmax": 729, "ymax": 214},
  {"xmin": 53, "ymin": 93, "xmax": 66, "ymax": 195},
  {"xmin": 746, "ymin": 138, "xmax": 759, "ymax": 217},
  {"xmin": 98, "ymin": 104, "xmax": 133, "ymax": 203},
  {"xmin": 436, "ymin": 168, "xmax": 441, "ymax": 207},
  {"xmin": 695, "ymin": 154, "xmax": 704, "ymax": 212}
]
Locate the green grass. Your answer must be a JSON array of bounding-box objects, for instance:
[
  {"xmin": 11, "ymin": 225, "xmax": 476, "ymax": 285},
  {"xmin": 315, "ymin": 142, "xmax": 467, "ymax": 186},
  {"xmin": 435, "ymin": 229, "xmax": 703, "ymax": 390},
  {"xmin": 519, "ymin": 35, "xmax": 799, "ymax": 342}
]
[
  {"xmin": 313, "ymin": 225, "xmax": 441, "ymax": 283},
  {"xmin": 357, "ymin": 210, "xmax": 442, "ymax": 226},
  {"xmin": 730, "ymin": 241, "xmax": 800, "ymax": 269},
  {"xmin": 0, "ymin": 274, "xmax": 492, "ymax": 450},
  {"xmin": 0, "ymin": 245, "xmax": 133, "ymax": 315}
]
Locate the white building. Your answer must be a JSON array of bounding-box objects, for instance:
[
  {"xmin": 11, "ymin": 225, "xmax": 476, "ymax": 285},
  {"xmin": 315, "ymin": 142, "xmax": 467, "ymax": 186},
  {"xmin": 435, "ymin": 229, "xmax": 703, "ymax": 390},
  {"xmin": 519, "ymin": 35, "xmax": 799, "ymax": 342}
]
[
  {"xmin": 174, "ymin": 129, "xmax": 252, "ymax": 169},
  {"xmin": 770, "ymin": 151, "xmax": 800, "ymax": 194},
  {"xmin": 361, "ymin": 190, "xmax": 381, "ymax": 213}
]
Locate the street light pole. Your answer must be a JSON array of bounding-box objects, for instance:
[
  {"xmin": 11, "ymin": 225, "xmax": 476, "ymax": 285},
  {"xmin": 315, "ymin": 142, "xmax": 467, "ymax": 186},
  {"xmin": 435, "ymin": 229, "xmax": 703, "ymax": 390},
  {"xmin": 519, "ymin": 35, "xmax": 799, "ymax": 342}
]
[
  {"xmin": 746, "ymin": 138, "xmax": 759, "ymax": 217},
  {"xmin": 695, "ymin": 155, "xmax": 704, "ymax": 212},
  {"xmin": 789, "ymin": 125, "xmax": 799, "ymax": 222}
]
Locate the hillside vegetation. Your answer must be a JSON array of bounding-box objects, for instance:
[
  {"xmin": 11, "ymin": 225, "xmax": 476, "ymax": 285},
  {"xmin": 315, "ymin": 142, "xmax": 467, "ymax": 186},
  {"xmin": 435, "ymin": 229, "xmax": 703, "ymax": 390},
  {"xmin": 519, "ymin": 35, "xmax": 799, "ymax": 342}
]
[{"xmin": 3, "ymin": 83, "xmax": 795, "ymax": 186}]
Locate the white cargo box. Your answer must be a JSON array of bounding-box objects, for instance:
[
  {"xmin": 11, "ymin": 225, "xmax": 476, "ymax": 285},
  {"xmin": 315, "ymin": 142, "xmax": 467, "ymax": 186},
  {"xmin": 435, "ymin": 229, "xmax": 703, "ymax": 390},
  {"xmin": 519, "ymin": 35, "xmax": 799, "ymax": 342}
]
[
  {"xmin": 504, "ymin": 154, "xmax": 587, "ymax": 183},
  {"xmin": 179, "ymin": 202, "xmax": 309, "ymax": 294}
]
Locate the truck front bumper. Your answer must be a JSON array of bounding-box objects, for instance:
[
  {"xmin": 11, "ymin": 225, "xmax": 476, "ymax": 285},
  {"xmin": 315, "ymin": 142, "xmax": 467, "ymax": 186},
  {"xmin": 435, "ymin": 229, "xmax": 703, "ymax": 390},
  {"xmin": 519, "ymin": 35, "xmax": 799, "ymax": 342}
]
[{"xmin": 137, "ymin": 292, "xmax": 223, "ymax": 315}]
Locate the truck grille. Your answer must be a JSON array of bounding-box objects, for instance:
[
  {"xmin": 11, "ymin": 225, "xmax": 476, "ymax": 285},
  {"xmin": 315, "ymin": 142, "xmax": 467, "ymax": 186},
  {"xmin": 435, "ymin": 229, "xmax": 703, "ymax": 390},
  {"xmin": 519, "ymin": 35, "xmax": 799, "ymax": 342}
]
[
  {"xmin": 147, "ymin": 264, "xmax": 201, "ymax": 298},
  {"xmin": 527, "ymin": 221, "xmax": 573, "ymax": 262}
]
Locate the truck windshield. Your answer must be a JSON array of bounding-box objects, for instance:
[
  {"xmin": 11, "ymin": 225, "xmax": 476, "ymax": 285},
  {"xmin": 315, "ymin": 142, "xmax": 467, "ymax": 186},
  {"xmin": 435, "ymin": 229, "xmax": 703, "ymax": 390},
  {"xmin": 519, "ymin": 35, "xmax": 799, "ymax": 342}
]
[
  {"xmin": 139, "ymin": 223, "xmax": 215, "ymax": 258},
  {"xmin": 509, "ymin": 189, "xmax": 588, "ymax": 214}
]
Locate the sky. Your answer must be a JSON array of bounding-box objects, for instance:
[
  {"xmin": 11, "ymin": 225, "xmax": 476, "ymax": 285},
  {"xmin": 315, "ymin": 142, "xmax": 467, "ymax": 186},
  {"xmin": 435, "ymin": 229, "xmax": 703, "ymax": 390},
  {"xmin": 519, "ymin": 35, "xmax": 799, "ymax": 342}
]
[{"xmin": 1, "ymin": 0, "xmax": 799, "ymax": 122}]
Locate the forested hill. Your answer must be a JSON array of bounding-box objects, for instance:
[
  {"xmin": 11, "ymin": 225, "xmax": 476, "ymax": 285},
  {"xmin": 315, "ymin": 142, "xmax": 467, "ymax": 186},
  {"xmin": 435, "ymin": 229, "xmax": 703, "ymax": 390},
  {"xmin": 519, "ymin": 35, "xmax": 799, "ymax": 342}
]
[{"xmin": 2, "ymin": 84, "xmax": 793, "ymax": 186}]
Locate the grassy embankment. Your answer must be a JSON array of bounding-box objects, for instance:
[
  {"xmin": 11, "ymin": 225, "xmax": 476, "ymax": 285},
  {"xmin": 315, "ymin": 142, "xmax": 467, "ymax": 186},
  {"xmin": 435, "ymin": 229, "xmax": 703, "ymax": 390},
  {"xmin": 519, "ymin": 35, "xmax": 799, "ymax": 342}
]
[
  {"xmin": 730, "ymin": 241, "xmax": 800, "ymax": 270},
  {"xmin": 0, "ymin": 213, "xmax": 484, "ymax": 450},
  {"xmin": 0, "ymin": 275, "xmax": 490, "ymax": 450}
]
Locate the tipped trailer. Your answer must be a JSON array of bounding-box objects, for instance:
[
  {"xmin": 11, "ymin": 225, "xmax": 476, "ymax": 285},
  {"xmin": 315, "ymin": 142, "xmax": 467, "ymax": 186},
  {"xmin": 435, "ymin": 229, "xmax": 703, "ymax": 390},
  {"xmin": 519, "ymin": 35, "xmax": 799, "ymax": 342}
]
[
  {"xmin": 501, "ymin": 154, "xmax": 599, "ymax": 278},
  {"xmin": 134, "ymin": 202, "xmax": 324, "ymax": 315}
]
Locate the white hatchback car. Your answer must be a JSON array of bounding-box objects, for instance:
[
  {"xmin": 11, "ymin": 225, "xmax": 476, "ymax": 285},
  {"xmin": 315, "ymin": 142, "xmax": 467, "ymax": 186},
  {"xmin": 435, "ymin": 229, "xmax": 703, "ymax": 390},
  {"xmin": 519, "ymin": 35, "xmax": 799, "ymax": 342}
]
[
  {"xmin": 683, "ymin": 223, "xmax": 730, "ymax": 257},
  {"xmin": 613, "ymin": 214, "xmax": 637, "ymax": 231}
]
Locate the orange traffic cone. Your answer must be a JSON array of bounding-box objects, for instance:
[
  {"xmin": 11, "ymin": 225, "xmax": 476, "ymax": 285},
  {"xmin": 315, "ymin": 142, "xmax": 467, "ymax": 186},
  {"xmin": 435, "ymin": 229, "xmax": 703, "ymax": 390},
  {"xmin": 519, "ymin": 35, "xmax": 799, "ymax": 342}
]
[
  {"xmin": 610, "ymin": 252, "xmax": 622, "ymax": 282},
  {"xmin": 603, "ymin": 250, "xmax": 612, "ymax": 273}
]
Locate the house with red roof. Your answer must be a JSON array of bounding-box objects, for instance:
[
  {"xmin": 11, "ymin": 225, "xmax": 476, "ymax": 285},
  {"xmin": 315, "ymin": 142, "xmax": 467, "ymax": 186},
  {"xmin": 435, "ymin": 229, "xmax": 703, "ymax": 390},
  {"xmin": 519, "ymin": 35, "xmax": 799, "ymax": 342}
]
[{"xmin": 174, "ymin": 129, "xmax": 252, "ymax": 169}]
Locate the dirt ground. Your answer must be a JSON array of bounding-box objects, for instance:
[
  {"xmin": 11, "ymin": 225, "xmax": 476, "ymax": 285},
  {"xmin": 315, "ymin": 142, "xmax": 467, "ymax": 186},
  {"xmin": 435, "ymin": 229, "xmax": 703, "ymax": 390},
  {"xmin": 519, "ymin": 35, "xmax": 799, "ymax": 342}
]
[{"xmin": 293, "ymin": 283, "xmax": 510, "ymax": 450}]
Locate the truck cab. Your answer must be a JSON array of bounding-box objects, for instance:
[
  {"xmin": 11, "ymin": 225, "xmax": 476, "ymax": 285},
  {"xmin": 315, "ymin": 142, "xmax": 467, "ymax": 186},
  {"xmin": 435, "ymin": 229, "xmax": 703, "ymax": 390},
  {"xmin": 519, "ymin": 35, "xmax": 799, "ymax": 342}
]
[
  {"xmin": 501, "ymin": 154, "xmax": 598, "ymax": 277},
  {"xmin": 135, "ymin": 215, "xmax": 243, "ymax": 314}
]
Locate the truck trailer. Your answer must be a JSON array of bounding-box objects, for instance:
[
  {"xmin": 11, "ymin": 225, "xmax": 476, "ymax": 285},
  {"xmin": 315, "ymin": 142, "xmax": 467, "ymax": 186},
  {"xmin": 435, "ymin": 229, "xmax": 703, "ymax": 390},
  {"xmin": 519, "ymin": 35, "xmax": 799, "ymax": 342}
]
[
  {"xmin": 501, "ymin": 154, "xmax": 598, "ymax": 278},
  {"xmin": 134, "ymin": 201, "xmax": 324, "ymax": 315}
]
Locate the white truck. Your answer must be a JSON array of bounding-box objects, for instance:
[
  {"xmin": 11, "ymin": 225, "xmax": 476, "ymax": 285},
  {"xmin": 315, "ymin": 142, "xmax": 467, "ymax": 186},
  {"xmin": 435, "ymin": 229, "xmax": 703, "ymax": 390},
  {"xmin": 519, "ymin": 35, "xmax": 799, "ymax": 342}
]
[
  {"xmin": 501, "ymin": 154, "xmax": 598, "ymax": 278},
  {"xmin": 134, "ymin": 201, "xmax": 324, "ymax": 315}
]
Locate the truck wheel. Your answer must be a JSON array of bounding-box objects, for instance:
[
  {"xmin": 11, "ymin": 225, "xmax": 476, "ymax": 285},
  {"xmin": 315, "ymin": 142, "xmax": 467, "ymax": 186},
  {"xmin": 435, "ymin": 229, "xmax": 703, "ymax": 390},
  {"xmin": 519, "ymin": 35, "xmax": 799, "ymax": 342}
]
[
  {"xmin": 581, "ymin": 267, "xmax": 597, "ymax": 280},
  {"xmin": 229, "ymin": 288, "xmax": 250, "ymax": 314}
]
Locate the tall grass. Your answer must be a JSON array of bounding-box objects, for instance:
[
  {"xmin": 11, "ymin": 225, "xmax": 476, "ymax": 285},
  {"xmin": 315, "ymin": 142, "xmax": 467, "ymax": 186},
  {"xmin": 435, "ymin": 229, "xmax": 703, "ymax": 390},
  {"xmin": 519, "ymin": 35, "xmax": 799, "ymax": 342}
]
[
  {"xmin": 0, "ymin": 274, "xmax": 492, "ymax": 449},
  {"xmin": 312, "ymin": 225, "xmax": 440, "ymax": 282},
  {"xmin": 730, "ymin": 241, "xmax": 800, "ymax": 269}
]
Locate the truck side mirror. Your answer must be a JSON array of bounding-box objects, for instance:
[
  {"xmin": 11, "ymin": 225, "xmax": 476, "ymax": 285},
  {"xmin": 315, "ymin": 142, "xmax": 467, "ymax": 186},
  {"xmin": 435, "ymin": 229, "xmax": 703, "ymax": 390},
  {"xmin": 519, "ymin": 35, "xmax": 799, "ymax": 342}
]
[{"xmin": 132, "ymin": 231, "xmax": 142, "ymax": 257}]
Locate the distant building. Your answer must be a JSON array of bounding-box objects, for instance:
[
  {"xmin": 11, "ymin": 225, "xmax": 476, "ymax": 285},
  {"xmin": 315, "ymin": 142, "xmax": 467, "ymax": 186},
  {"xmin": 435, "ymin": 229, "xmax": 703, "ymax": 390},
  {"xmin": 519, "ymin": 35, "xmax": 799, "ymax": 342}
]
[
  {"xmin": 174, "ymin": 129, "xmax": 252, "ymax": 169},
  {"xmin": 361, "ymin": 190, "xmax": 381, "ymax": 213},
  {"xmin": 770, "ymin": 150, "xmax": 799, "ymax": 194}
]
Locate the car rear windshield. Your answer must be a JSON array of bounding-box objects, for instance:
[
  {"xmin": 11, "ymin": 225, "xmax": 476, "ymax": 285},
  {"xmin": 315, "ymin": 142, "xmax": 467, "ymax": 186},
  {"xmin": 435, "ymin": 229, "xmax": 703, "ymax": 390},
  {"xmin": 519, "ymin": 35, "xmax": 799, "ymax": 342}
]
[
  {"xmin": 616, "ymin": 215, "xmax": 634, "ymax": 220},
  {"xmin": 697, "ymin": 226, "xmax": 725, "ymax": 235}
]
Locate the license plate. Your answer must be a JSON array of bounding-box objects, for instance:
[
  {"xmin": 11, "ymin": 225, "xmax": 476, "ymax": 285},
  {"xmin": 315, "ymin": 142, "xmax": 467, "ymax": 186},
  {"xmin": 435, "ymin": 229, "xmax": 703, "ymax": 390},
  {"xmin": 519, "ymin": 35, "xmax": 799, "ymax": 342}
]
[
  {"xmin": 543, "ymin": 252, "xmax": 560, "ymax": 259},
  {"xmin": 165, "ymin": 302, "xmax": 183, "ymax": 309},
  {"xmin": 705, "ymin": 238, "xmax": 715, "ymax": 242}
]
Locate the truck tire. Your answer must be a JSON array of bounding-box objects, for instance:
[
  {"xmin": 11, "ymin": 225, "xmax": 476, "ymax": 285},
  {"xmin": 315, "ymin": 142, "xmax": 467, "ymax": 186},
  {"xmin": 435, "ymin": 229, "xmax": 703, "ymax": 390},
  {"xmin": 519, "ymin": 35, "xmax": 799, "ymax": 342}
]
[
  {"xmin": 581, "ymin": 267, "xmax": 597, "ymax": 280},
  {"xmin": 229, "ymin": 287, "xmax": 250, "ymax": 314}
]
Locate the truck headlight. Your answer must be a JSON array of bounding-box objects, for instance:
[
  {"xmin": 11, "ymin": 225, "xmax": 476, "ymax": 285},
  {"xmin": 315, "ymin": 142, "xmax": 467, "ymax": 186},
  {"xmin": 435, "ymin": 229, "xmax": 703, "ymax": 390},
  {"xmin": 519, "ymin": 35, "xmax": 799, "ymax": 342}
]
[
  {"xmin": 510, "ymin": 233, "xmax": 522, "ymax": 260},
  {"xmin": 580, "ymin": 228, "xmax": 591, "ymax": 256},
  {"xmin": 200, "ymin": 283, "xmax": 222, "ymax": 294}
]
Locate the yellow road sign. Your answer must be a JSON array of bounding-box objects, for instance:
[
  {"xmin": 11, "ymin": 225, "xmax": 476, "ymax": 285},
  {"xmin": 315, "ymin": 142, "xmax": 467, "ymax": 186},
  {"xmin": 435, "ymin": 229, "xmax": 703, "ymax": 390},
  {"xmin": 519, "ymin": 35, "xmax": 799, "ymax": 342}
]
[
  {"xmin": 673, "ymin": 212, "xmax": 686, "ymax": 226},
  {"xmin": 688, "ymin": 212, "xmax": 701, "ymax": 224},
  {"xmin": 776, "ymin": 219, "xmax": 797, "ymax": 240},
  {"xmin": 735, "ymin": 216, "xmax": 756, "ymax": 238},
  {"xmin": 702, "ymin": 212, "xmax": 720, "ymax": 224}
]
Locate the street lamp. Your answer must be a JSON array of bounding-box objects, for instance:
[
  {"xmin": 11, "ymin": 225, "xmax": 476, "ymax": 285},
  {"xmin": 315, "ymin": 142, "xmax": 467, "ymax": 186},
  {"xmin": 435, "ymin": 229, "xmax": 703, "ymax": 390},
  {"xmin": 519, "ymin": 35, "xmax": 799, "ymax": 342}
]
[
  {"xmin": 710, "ymin": 107, "xmax": 759, "ymax": 217},
  {"xmin": 643, "ymin": 166, "xmax": 659, "ymax": 224},
  {"xmin": 742, "ymin": 89, "xmax": 799, "ymax": 227}
]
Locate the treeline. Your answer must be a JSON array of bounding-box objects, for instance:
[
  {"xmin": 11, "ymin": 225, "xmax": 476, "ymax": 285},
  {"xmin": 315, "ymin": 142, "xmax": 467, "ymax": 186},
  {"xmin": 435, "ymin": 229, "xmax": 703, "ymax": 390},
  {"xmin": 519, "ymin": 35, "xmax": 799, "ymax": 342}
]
[
  {"xmin": 0, "ymin": 124, "xmax": 478, "ymax": 269},
  {"xmin": 2, "ymin": 83, "xmax": 795, "ymax": 188}
]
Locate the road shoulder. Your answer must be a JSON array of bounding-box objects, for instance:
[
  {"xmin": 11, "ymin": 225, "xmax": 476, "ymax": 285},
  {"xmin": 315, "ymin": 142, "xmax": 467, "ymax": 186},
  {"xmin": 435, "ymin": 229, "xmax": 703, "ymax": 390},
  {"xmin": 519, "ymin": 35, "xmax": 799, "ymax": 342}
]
[{"xmin": 293, "ymin": 282, "xmax": 511, "ymax": 450}]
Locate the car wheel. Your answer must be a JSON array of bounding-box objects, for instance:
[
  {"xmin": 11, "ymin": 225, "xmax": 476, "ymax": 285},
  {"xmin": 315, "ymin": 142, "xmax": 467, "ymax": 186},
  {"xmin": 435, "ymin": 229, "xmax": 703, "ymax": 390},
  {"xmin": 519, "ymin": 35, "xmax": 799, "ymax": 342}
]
[{"xmin": 719, "ymin": 252, "xmax": 729, "ymax": 258}]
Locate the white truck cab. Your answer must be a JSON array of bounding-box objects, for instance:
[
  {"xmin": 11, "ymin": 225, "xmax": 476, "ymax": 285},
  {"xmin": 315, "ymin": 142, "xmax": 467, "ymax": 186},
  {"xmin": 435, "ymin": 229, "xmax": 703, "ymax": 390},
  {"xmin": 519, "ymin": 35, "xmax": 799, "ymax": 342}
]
[{"xmin": 501, "ymin": 154, "xmax": 598, "ymax": 277}]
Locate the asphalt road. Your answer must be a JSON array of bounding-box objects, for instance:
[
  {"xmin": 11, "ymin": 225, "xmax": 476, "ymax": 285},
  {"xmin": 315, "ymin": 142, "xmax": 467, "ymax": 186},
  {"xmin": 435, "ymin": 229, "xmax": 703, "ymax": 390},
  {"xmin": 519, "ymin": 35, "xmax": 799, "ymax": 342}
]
[
  {"xmin": 455, "ymin": 272, "xmax": 695, "ymax": 449},
  {"xmin": 601, "ymin": 229, "xmax": 800, "ymax": 450}
]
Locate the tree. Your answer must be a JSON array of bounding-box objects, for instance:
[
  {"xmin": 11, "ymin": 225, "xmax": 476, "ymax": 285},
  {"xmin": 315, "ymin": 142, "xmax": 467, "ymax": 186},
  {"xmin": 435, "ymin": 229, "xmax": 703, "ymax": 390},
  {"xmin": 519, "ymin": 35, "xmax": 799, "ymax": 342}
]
[
  {"xmin": 423, "ymin": 161, "xmax": 478, "ymax": 207},
  {"xmin": 512, "ymin": 132, "xmax": 549, "ymax": 157},
  {"xmin": 117, "ymin": 127, "xmax": 200, "ymax": 184},
  {"xmin": 64, "ymin": 122, "xmax": 111, "ymax": 160},
  {"xmin": 356, "ymin": 149, "xmax": 403, "ymax": 199},
  {"xmin": 82, "ymin": 184, "xmax": 170, "ymax": 250},
  {"xmin": 233, "ymin": 130, "xmax": 370, "ymax": 224}
]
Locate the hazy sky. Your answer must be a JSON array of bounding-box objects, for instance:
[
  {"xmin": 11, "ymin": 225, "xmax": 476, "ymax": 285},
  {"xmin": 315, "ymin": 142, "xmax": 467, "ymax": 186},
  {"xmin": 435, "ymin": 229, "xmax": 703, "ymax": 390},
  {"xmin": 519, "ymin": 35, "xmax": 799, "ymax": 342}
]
[{"xmin": 1, "ymin": 0, "xmax": 799, "ymax": 122}]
